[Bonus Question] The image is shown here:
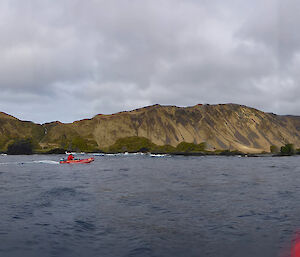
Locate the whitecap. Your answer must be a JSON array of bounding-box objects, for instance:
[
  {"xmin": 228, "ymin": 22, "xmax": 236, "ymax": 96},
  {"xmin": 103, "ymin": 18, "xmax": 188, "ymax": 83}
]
[
  {"xmin": 149, "ymin": 154, "xmax": 169, "ymax": 157},
  {"xmin": 91, "ymin": 153, "xmax": 105, "ymax": 156}
]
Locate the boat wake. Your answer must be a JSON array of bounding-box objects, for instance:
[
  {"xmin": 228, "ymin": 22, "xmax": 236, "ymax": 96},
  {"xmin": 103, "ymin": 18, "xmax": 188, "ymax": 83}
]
[
  {"xmin": 0, "ymin": 160, "xmax": 60, "ymax": 165},
  {"xmin": 32, "ymin": 160, "xmax": 60, "ymax": 165}
]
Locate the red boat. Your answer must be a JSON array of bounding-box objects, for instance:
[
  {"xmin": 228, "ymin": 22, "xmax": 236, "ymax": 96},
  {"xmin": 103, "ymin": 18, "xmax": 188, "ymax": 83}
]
[{"xmin": 59, "ymin": 157, "xmax": 94, "ymax": 164}]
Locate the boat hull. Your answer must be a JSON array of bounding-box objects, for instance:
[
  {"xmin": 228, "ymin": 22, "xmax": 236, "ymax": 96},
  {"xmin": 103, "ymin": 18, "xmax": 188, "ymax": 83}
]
[{"xmin": 60, "ymin": 157, "xmax": 94, "ymax": 164}]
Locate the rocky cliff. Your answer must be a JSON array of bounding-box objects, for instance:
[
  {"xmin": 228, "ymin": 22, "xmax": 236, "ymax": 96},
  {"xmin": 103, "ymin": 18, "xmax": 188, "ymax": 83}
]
[
  {"xmin": 0, "ymin": 112, "xmax": 44, "ymax": 151},
  {"xmin": 1, "ymin": 104, "xmax": 300, "ymax": 153}
]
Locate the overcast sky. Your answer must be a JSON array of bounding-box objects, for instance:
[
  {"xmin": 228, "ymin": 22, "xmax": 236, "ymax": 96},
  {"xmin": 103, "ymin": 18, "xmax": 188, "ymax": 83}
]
[{"xmin": 0, "ymin": 0, "xmax": 299, "ymax": 123}]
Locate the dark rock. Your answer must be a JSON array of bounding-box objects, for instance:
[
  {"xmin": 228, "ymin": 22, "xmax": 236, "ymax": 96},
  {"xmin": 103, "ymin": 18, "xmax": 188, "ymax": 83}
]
[{"xmin": 7, "ymin": 139, "xmax": 33, "ymax": 155}]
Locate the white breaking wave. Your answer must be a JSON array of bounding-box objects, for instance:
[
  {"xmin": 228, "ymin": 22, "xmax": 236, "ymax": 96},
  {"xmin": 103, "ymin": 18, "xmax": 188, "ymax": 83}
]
[
  {"xmin": 91, "ymin": 152, "xmax": 168, "ymax": 157},
  {"xmin": 65, "ymin": 152, "xmax": 86, "ymax": 155},
  {"xmin": 149, "ymin": 154, "xmax": 169, "ymax": 157},
  {"xmin": 92, "ymin": 153, "xmax": 105, "ymax": 156}
]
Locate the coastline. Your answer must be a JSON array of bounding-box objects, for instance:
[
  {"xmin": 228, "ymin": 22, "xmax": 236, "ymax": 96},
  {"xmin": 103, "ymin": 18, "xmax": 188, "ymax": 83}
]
[{"xmin": 1, "ymin": 149, "xmax": 295, "ymax": 157}]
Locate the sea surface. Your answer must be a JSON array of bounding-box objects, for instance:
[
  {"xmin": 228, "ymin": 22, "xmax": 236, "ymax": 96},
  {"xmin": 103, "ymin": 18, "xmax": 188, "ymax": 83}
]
[{"xmin": 0, "ymin": 154, "xmax": 300, "ymax": 257}]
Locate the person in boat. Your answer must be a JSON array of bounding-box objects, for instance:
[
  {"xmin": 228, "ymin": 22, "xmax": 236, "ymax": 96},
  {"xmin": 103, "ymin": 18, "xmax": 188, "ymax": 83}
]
[{"xmin": 67, "ymin": 154, "xmax": 74, "ymax": 160}]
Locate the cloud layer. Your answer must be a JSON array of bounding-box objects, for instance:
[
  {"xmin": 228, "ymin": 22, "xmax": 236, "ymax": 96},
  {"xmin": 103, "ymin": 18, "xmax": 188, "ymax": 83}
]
[{"xmin": 0, "ymin": 0, "xmax": 299, "ymax": 123}]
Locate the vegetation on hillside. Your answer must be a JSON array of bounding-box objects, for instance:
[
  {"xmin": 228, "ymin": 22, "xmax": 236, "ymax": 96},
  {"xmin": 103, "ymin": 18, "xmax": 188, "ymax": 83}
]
[
  {"xmin": 5, "ymin": 134, "xmax": 300, "ymax": 157},
  {"xmin": 108, "ymin": 137, "xmax": 155, "ymax": 153},
  {"xmin": 0, "ymin": 136, "xmax": 9, "ymax": 151},
  {"xmin": 176, "ymin": 142, "xmax": 206, "ymax": 152},
  {"xmin": 270, "ymin": 145, "xmax": 279, "ymax": 154},
  {"xmin": 280, "ymin": 143, "xmax": 295, "ymax": 155},
  {"xmin": 151, "ymin": 144, "xmax": 176, "ymax": 153},
  {"xmin": 107, "ymin": 136, "xmax": 207, "ymax": 154},
  {"xmin": 271, "ymin": 143, "xmax": 300, "ymax": 156}
]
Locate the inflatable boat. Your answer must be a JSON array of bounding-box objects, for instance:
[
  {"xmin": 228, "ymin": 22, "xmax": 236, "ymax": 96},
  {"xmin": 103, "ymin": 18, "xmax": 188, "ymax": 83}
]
[{"xmin": 59, "ymin": 157, "xmax": 94, "ymax": 164}]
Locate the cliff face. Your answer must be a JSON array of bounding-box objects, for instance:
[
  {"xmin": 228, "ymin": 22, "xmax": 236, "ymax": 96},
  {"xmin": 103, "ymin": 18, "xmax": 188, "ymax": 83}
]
[
  {"xmin": 0, "ymin": 112, "xmax": 44, "ymax": 151},
  {"xmin": 87, "ymin": 104, "xmax": 300, "ymax": 152},
  {"xmin": 1, "ymin": 104, "xmax": 300, "ymax": 153}
]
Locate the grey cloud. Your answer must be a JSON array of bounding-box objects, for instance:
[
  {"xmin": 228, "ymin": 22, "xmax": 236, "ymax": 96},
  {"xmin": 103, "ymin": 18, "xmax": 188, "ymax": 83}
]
[{"xmin": 0, "ymin": 0, "xmax": 299, "ymax": 123}]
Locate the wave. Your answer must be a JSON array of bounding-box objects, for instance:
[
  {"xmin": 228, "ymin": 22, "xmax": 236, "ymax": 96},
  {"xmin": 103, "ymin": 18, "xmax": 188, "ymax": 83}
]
[
  {"xmin": 91, "ymin": 153, "xmax": 105, "ymax": 156},
  {"xmin": 65, "ymin": 152, "xmax": 86, "ymax": 155},
  {"xmin": 149, "ymin": 154, "xmax": 170, "ymax": 157},
  {"xmin": 91, "ymin": 152, "xmax": 169, "ymax": 157},
  {"xmin": 92, "ymin": 152, "xmax": 144, "ymax": 157}
]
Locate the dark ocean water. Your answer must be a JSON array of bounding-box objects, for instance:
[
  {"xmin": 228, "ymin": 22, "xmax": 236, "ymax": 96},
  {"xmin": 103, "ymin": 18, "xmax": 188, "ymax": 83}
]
[{"xmin": 0, "ymin": 154, "xmax": 300, "ymax": 257}]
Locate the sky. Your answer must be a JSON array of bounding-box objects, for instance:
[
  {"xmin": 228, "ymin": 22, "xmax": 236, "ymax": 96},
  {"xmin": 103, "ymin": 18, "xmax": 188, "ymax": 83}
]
[{"xmin": 0, "ymin": 0, "xmax": 299, "ymax": 123}]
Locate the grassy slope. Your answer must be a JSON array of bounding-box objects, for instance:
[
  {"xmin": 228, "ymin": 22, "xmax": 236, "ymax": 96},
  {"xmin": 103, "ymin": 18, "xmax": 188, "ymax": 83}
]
[
  {"xmin": 75, "ymin": 104, "xmax": 300, "ymax": 153},
  {"xmin": 2, "ymin": 104, "xmax": 300, "ymax": 153}
]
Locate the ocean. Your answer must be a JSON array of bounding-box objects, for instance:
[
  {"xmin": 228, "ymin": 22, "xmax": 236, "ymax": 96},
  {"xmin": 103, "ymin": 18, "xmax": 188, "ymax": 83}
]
[{"xmin": 0, "ymin": 154, "xmax": 299, "ymax": 257}]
